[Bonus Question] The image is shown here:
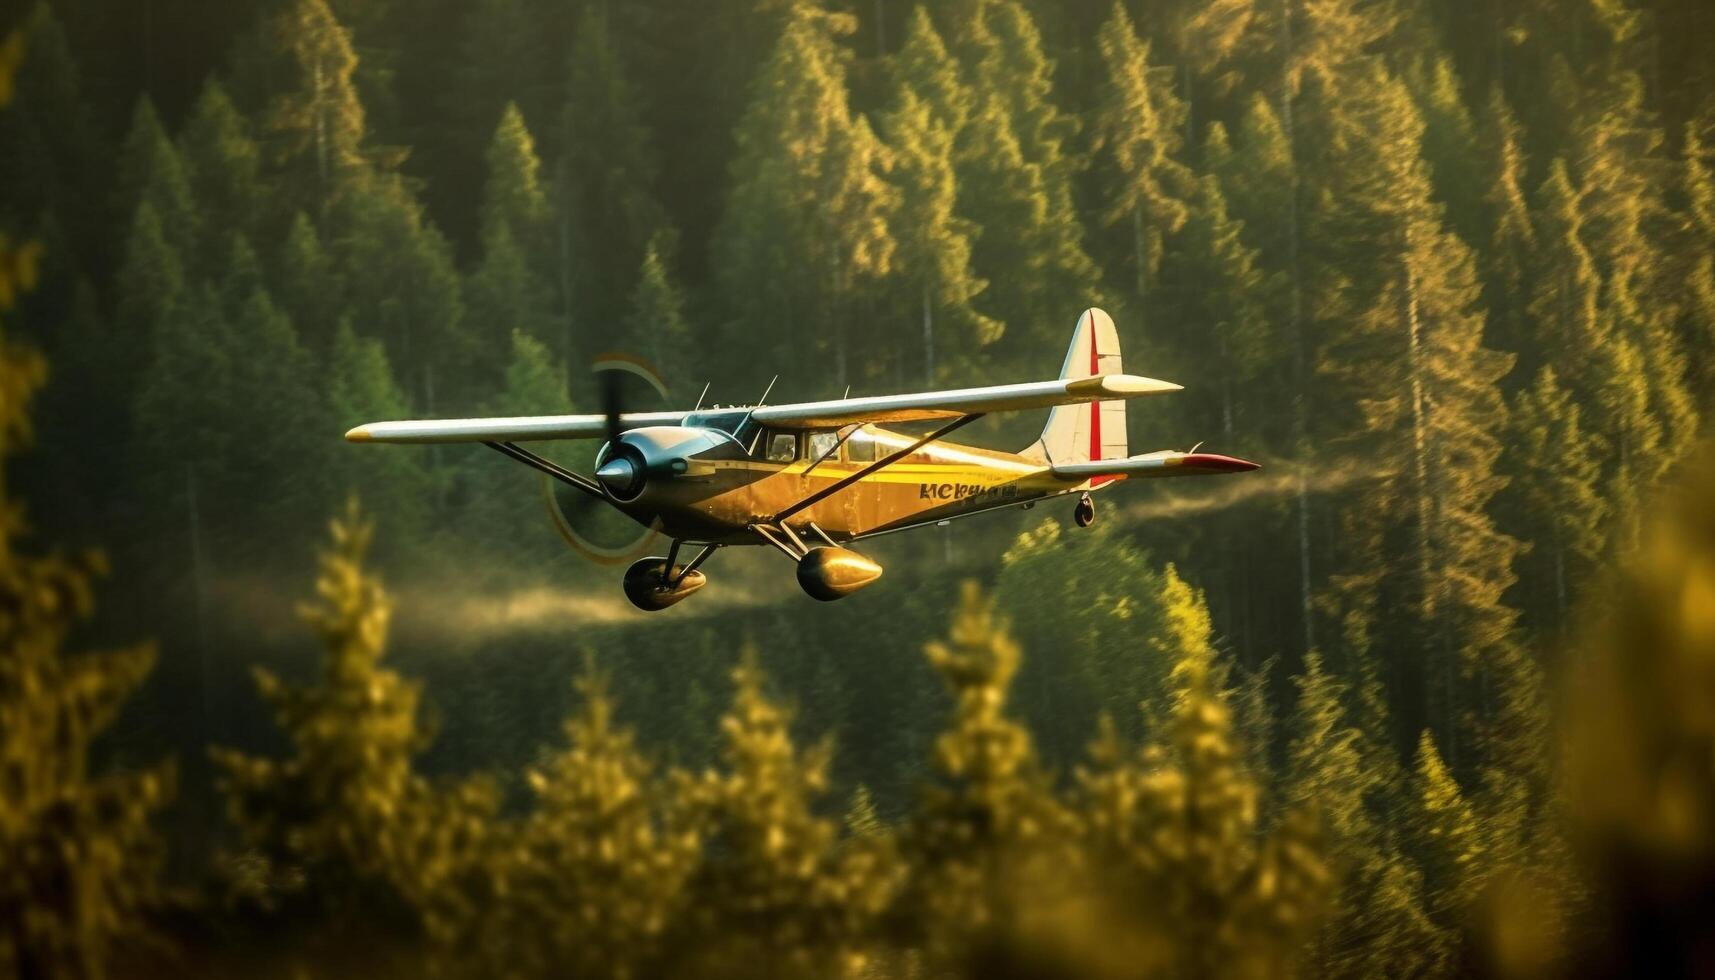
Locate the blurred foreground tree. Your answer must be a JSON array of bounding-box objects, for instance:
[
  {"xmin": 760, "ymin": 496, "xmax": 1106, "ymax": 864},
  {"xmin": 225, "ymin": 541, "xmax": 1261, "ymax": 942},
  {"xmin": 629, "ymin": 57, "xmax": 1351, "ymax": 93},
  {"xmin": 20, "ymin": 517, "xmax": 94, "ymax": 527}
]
[
  {"xmin": 213, "ymin": 503, "xmax": 496, "ymax": 964},
  {"xmin": 0, "ymin": 34, "xmax": 172, "ymax": 977}
]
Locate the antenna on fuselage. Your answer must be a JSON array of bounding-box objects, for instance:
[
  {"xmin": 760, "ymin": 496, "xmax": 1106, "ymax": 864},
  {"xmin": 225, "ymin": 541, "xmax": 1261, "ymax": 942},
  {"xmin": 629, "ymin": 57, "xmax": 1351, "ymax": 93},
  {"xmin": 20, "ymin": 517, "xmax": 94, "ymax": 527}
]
[{"xmin": 693, "ymin": 381, "xmax": 710, "ymax": 412}]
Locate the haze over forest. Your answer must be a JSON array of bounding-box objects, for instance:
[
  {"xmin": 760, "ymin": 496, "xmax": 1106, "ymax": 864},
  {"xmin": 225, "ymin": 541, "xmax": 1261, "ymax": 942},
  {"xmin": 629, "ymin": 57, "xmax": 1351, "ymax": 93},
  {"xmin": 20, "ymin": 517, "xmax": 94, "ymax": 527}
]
[{"xmin": 2, "ymin": 0, "xmax": 1714, "ymax": 975}]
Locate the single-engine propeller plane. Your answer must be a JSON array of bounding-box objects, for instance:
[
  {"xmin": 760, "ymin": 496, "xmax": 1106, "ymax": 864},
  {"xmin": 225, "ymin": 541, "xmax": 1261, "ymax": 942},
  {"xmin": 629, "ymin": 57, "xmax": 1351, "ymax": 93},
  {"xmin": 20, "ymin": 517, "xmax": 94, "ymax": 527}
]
[{"xmin": 346, "ymin": 308, "xmax": 1259, "ymax": 610}]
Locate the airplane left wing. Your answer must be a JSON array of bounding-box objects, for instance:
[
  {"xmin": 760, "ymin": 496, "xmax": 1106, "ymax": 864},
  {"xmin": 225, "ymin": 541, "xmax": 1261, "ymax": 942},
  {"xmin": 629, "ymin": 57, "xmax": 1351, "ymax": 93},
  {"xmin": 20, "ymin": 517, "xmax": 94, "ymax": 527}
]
[
  {"xmin": 750, "ymin": 374, "xmax": 1181, "ymax": 429},
  {"xmin": 345, "ymin": 411, "xmax": 689, "ymax": 443}
]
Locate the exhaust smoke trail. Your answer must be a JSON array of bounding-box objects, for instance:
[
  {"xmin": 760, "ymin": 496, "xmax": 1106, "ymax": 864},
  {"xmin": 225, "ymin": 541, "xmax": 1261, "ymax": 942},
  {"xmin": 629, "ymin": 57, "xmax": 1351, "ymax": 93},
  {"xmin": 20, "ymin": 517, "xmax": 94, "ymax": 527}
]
[{"xmin": 1121, "ymin": 457, "xmax": 1392, "ymax": 523}]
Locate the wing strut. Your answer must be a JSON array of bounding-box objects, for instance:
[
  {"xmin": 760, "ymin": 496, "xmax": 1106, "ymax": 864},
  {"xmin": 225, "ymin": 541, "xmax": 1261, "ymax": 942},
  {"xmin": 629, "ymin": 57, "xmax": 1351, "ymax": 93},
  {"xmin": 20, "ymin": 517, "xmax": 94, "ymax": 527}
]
[
  {"xmin": 772, "ymin": 413, "xmax": 983, "ymax": 524},
  {"xmin": 484, "ymin": 441, "xmax": 605, "ymax": 499}
]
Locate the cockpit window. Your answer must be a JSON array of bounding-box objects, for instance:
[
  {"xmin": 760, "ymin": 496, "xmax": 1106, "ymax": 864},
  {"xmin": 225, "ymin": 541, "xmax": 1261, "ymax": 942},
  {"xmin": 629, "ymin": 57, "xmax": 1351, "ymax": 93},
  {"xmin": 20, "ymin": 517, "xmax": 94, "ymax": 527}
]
[
  {"xmin": 846, "ymin": 429, "xmax": 877, "ymax": 463},
  {"xmin": 765, "ymin": 432, "xmax": 798, "ymax": 462},
  {"xmin": 806, "ymin": 431, "xmax": 840, "ymax": 463}
]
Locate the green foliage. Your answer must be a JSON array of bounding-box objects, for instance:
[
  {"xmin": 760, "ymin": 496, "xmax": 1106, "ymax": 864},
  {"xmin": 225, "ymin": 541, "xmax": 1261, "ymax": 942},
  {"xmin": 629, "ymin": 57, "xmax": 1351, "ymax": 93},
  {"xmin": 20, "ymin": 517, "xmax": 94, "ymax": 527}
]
[
  {"xmin": 625, "ymin": 232, "xmax": 693, "ymax": 389},
  {"xmin": 1, "ymin": 68, "xmax": 169, "ymax": 975},
  {"xmin": 715, "ymin": 4, "xmax": 896, "ymax": 386},
  {"xmin": 268, "ymin": 0, "xmax": 370, "ymax": 215},
  {"xmin": 213, "ymin": 504, "xmax": 497, "ymax": 939}
]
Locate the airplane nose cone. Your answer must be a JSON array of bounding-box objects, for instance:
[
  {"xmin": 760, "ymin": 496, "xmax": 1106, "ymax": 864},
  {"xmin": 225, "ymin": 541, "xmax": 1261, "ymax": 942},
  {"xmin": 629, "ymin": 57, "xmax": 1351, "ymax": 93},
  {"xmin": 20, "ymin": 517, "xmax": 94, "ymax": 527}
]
[{"xmin": 595, "ymin": 456, "xmax": 641, "ymax": 498}]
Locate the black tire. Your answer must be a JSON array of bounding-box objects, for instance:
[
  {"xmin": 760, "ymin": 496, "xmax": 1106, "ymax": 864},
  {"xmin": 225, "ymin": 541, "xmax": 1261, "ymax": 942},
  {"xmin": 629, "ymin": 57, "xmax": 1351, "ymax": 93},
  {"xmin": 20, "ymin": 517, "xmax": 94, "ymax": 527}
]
[{"xmin": 1074, "ymin": 494, "xmax": 1096, "ymax": 528}]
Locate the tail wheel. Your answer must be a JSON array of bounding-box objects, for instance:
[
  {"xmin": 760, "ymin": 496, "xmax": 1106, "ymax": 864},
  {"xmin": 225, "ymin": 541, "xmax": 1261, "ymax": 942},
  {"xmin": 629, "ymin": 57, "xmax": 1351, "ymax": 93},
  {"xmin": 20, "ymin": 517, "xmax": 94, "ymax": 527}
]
[{"xmin": 1074, "ymin": 492, "xmax": 1096, "ymax": 528}]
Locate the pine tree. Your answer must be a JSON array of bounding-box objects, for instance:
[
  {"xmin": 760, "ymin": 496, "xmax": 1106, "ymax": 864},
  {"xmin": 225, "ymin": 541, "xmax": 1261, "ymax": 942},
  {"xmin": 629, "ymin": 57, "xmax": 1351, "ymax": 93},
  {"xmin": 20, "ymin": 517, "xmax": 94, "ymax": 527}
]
[
  {"xmin": 495, "ymin": 657, "xmax": 699, "ymax": 980},
  {"xmin": 714, "ymin": 5, "xmax": 896, "ymax": 388},
  {"xmin": 1479, "ymin": 87, "xmax": 1537, "ymax": 374},
  {"xmin": 1412, "ymin": 731, "xmax": 1482, "ymax": 918},
  {"xmin": 625, "ymin": 232, "xmax": 693, "ymax": 390},
  {"xmin": 952, "ymin": 1, "xmax": 1099, "ymax": 360},
  {"xmin": 465, "ymin": 223, "xmax": 556, "ymax": 384},
  {"xmin": 991, "ymin": 519, "xmax": 1172, "ymax": 759},
  {"xmin": 268, "ymin": 0, "xmax": 370, "ymax": 216},
  {"xmin": 678, "ymin": 648, "xmax": 895, "ymax": 973},
  {"xmin": 117, "ymin": 97, "xmax": 198, "ymax": 261},
  {"xmin": 1160, "ymin": 173, "xmax": 1275, "ymax": 438},
  {"xmin": 1288, "ymin": 654, "xmax": 1446, "ymax": 978},
  {"xmin": 132, "ymin": 283, "xmax": 237, "ymax": 506},
  {"xmin": 1312, "ymin": 68, "xmax": 1523, "ymax": 769},
  {"xmin": 114, "ymin": 203, "xmax": 184, "ymax": 344},
  {"xmin": 326, "ymin": 320, "xmax": 426, "ymax": 532},
  {"xmin": 1682, "ymin": 106, "xmax": 1715, "ymax": 404},
  {"xmin": 324, "ymin": 172, "xmax": 465, "ymax": 410},
  {"xmin": 0, "ymin": 83, "xmax": 169, "ymax": 971},
  {"xmin": 1077, "ymin": 568, "xmax": 1329, "ymax": 978},
  {"xmin": 1094, "ymin": 2, "xmax": 1192, "ymax": 311},
  {"xmin": 273, "ymin": 211, "xmax": 338, "ymax": 350},
  {"xmin": 905, "ymin": 582, "xmax": 1079, "ymax": 967},
  {"xmin": 480, "ymin": 101, "xmax": 550, "ymax": 252},
  {"xmin": 879, "ymin": 79, "xmax": 998, "ymax": 386},
  {"xmin": 559, "ymin": 5, "xmax": 668, "ymax": 338},
  {"xmin": 0, "ymin": 5, "xmax": 99, "ymax": 264},
  {"xmin": 214, "ymin": 504, "xmax": 496, "ymax": 941},
  {"xmin": 178, "ymin": 78, "xmax": 266, "ymax": 274},
  {"xmin": 1504, "ymin": 367, "xmax": 1606, "ymax": 629}
]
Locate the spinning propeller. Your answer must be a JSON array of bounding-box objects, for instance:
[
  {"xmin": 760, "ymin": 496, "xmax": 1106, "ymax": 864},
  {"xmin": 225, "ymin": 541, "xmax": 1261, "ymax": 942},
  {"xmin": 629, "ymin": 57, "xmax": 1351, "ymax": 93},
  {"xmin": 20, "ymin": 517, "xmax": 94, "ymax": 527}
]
[{"xmin": 544, "ymin": 354, "xmax": 670, "ymax": 564}]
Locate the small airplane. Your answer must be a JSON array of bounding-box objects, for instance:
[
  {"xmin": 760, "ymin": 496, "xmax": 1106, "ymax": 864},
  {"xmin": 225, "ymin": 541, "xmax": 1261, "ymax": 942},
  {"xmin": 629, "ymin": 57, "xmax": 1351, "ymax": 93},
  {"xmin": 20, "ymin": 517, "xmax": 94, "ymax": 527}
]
[{"xmin": 346, "ymin": 308, "xmax": 1258, "ymax": 610}]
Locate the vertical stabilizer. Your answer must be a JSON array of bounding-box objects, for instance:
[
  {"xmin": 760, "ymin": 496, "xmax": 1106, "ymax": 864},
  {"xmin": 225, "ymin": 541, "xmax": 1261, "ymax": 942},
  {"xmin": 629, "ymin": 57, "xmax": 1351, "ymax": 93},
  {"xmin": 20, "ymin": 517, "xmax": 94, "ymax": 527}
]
[{"xmin": 1023, "ymin": 308, "xmax": 1127, "ymax": 468}]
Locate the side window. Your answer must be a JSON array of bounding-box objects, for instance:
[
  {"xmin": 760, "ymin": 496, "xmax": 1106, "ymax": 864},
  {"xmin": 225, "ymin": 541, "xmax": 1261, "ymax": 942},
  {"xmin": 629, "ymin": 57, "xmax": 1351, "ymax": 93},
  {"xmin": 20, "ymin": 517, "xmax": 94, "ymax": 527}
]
[
  {"xmin": 845, "ymin": 429, "xmax": 877, "ymax": 463},
  {"xmin": 765, "ymin": 431, "xmax": 798, "ymax": 462},
  {"xmin": 806, "ymin": 431, "xmax": 840, "ymax": 462}
]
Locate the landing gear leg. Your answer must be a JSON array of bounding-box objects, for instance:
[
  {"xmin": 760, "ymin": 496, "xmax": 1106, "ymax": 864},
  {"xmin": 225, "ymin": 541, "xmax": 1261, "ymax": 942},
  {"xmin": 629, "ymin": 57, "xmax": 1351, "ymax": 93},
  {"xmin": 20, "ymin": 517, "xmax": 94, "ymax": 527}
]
[{"xmin": 1074, "ymin": 492, "xmax": 1096, "ymax": 528}]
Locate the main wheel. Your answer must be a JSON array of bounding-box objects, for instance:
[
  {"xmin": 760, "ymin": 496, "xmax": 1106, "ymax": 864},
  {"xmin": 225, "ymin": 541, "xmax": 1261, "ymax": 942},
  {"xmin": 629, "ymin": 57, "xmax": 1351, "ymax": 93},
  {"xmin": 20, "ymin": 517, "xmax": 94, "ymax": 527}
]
[
  {"xmin": 622, "ymin": 557, "xmax": 708, "ymax": 611},
  {"xmin": 1074, "ymin": 493, "xmax": 1096, "ymax": 528}
]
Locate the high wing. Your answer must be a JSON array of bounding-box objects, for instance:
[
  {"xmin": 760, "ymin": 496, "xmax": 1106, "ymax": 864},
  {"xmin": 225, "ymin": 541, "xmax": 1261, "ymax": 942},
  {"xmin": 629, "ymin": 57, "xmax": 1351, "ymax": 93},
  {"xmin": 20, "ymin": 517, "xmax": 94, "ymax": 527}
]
[
  {"xmin": 344, "ymin": 375, "xmax": 1180, "ymax": 444},
  {"xmin": 345, "ymin": 412, "xmax": 688, "ymax": 444},
  {"xmin": 750, "ymin": 374, "xmax": 1180, "ymax": 428},
  {"xmin": 1051, "ymin": 450, "xmax": 1260, "ymax": 479}
]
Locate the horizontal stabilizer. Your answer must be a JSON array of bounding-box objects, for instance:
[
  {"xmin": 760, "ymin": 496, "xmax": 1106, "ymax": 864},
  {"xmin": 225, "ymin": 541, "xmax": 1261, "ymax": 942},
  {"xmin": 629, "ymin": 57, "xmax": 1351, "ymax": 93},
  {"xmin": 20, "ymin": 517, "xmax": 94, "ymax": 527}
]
[{"xmin": 1051, "ymin": 450, "xmax": 1259, "ymax": 481}]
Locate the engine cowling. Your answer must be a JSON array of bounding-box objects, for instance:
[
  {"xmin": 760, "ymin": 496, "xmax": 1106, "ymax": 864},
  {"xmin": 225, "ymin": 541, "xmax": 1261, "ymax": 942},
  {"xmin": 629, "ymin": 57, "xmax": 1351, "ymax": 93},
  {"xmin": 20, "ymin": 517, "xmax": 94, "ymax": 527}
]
[{"xmin": 796, "ymin": 546, "xmax": 883, "ymax": 601}]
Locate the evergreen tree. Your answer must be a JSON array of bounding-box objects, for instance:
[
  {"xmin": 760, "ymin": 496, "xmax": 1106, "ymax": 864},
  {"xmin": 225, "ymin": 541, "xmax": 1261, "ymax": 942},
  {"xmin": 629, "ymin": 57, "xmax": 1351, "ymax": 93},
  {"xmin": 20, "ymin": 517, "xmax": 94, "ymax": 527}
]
[
  {"xmin": 324, "ymin": 172, "xmax": 465, "ymax": 410},
  {"xmin": 113, "ymin": 203, "xmax": 184, "ymax": 345},
  {"xmin": 625, "ymin": 232, "xmax": 693, "ymax": 390},
  {"xmin": 991, "ymin": 519, "xmax": 1172, "ymax": 759},
  {"xmin": 268, "ymin": 0, "xmax": 370, "ymax": 216},
  {"xmin": 908, "ymin": 582, "xmax": 1073, "ymax": 965},
  {"xmin": 559, "ymin": 4, "xmax": 668, "ymax": 339},
  {"xmin": 1478, "ymin": 87, "xmax": 1537, "ymax": 374},
  {"xmin": 214, "ymin": 505, "xmax": 497, "ymax": 941},
  {"xmin": 178, "ymin": 78, "xmax": 266, "ymax": 274},
  {"xmin": 117, "ymin": 98, "xmax": 198, "ymax": 261},
  {"xmin": 1313, "ymin": 68, "xmax": 1523, "ymax": 768},
  {"xmin": 678, "ymin": 648, "xmax": 896, "ymax": 973},
  {"xmin": 1412, "ymin": 730, "xmax": 1482, "ymax": 920},
  {"xmin": 326, "ymin": 320, "xmax": 427, "ymax": 532},
  {"xmin": 0, "ymin": 97, "xmax": 169, "ymax": 973},
  {"xmin": 1094, "ymin": 2, "xmax": 1192, "ymax": 310},
  {"xmin": 1504, "ymin": 367, "xmax": 1606, "ymax": 629},
  {"xmin": 879, "ymin": 81, "xmax": 998, "ymax": 386},
  {"xmin": 1077, "ymin": 568, "xmax": 1329, "ymax": 978},
  {"xmin": 0, "ymin": 5, "xmax": 99, "ymax": 267},
  {"xmin": 132, "ymin": 283, "xmax": 237, "ymax": 506},
  {"xmin": 273, "ymin": 210, "xmax": 338, "ymax": 350},
  {"xmin": 480, "ymin": 101, "xmax": 550, "ymax": 252},
  {"xmin": 714, "ymin": 5, "xmax": 896, "ymax": 387},
  {"xmin": 952, "ymin": 1, "xmax": 1100, "ymax": 360},
  {"xmin": 495, "ymin": 657, "xmax": 699, "ymax": 980}
]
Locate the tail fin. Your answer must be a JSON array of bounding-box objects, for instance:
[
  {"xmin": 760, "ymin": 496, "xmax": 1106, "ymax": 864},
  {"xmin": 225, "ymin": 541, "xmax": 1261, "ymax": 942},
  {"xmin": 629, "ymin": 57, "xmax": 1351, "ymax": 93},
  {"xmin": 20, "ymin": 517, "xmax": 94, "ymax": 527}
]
[{"xmin": 1023, "ymin": 308, "xmax": 1128, "ymax": 466}]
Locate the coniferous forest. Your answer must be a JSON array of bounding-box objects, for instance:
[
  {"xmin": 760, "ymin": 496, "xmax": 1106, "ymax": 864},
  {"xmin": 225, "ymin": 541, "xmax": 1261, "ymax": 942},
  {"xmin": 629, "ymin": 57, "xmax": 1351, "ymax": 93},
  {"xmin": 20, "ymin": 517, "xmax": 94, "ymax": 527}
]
[{"xmin": 3, "ymin": 0, "xmax": 1715, "ymax": 975}]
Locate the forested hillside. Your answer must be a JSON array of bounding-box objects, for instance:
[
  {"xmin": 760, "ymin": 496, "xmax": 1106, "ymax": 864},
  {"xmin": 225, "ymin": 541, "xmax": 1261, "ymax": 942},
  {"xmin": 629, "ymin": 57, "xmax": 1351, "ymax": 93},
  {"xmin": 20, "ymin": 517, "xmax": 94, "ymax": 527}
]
[{"xmin": 2, "ymin": 0, "xmax": 1713, "ymax": 975}]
